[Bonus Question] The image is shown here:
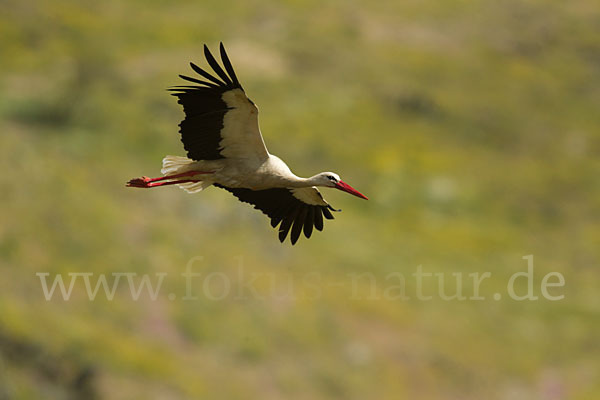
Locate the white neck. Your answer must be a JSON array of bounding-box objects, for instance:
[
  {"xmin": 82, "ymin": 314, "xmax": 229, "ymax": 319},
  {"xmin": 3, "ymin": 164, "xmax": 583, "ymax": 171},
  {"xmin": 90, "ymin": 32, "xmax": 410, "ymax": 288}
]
[{"xmin": 286, "ymin": 174, "xmax": 323, "ymax": 188}]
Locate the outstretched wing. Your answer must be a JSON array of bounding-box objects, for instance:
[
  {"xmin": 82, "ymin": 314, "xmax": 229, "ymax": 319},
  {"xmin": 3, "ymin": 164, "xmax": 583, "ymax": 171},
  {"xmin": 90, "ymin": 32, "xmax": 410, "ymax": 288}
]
[
  {"xmin": 169, "ymin": 43, "xmax": 269, "ymax": 162},
  {"xmin": 214, "ymin": 185, "xmax": 338, "ymax": 244}
]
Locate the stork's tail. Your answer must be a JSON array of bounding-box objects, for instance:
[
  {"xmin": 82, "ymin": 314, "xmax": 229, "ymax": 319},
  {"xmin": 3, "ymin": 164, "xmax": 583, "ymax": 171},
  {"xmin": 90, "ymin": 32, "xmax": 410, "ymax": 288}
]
[
  {"xmin": 161, "ymin": 156, "xmax": 212, "ymax": 193},
  {"xmin": 161, "ymin": 155, "xmax": 196, "ymax": 175}
]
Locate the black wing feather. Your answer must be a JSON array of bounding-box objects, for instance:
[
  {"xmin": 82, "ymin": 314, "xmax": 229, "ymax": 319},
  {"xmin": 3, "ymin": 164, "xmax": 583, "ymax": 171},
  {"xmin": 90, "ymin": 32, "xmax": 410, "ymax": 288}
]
[
  {"xmin": 291, "ymin": 208, "xmax": 307, "ymax": 245},
  {"xmin": 178, "ymin": 74, "xmax": 216, "ymax": 87},
  {"xmin": 189, "ymin": 63, "xmax": 226, "ymax": 86},
  {"xmin": 279, "ymin": 211, "xmax": 297, "ymax": 243},
  {"xmin": 214, "ymin": 185, "xmax": 337, "ymax": 244},
  {"xmin": 271, "ymin": 201, "xmax": 295, "ymax": 228},
  {"xmin": 219, "ymin": 42, "xmax": 242, "ymax": 88},
  {"xmin": 169, "ymin": 43, "xmax": 245, "ymax": 161},
  {"xmin": 203, "ymin": 45, "xmax": 233, "ymax": 86},
  {"xmin": 303, "ymin": 207, "xmax": 314, "ymax": 238},
  {"xmin": 314, "ymin": 208, "xmax": 324, "ymax": 231},
  {"xmin": 322, "ymin": 207, "xmax": 335, "ymax": 220}
]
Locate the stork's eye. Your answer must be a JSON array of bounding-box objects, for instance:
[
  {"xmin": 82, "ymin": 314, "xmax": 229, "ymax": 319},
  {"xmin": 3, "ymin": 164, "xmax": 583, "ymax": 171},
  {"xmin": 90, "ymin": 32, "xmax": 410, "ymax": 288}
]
[{"xmin": 327, "ymin": 175, "xmax": 336, "ymax": 181}]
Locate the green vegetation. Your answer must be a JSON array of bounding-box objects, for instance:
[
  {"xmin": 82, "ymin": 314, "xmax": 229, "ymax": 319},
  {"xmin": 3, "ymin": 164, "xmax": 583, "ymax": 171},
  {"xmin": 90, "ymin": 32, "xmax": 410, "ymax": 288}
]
[{"xmin": 1, "ymin": 0, "xmax": 599, "ymax": 398}]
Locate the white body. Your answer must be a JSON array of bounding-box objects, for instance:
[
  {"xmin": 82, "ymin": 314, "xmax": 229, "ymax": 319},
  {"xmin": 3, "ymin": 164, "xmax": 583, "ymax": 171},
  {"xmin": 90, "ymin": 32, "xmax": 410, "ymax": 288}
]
[{"xmin": 162, "ymin": 154, "xmax": 333, "ymax": 206}]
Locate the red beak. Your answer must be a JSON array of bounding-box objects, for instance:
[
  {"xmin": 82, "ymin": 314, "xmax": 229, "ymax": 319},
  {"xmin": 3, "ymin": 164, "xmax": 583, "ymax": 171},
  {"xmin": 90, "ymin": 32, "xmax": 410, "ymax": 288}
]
[{"xmin": 335, "ymin": 180, "xmax": 368, "ymax": 200}]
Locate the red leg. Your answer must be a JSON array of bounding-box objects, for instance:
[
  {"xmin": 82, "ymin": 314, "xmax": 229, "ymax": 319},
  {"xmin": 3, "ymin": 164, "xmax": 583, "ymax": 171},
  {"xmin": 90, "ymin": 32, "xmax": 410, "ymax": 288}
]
[
  {"xmin": 126, "ymin": 170, "xmax": 212, "ymax": 188},
  {"xmin": 127, "ymin": 179, "xmax": 202, "ymax": 188},
  {"xmin": 145, "ymin": 170, "xmax": 213, "ymax": 183}
]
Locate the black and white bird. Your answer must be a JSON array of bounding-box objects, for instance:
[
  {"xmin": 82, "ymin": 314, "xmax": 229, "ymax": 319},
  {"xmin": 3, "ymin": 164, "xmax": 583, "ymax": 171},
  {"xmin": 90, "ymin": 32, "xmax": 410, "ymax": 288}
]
[{"xmin": 127, "ymin": 43, "xmax": 368, "ymax": 244}]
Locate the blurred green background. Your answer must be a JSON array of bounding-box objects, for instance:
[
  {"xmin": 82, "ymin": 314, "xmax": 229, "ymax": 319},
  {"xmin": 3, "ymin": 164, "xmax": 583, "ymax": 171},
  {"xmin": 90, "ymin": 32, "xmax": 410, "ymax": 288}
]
[{"xmin": 1, "ymin": 0, "xmax": 599, "ymax": 398}]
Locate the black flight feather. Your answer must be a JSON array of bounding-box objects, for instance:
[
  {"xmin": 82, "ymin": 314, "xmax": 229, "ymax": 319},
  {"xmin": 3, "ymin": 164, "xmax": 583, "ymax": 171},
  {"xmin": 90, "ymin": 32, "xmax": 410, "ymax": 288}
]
[
  {"xmin": 219, "ymin": 42, "xmax": 242, "ymax": 88},
  {"xmin": 189, "ymin": 62, "xmax": 226, "ymax": 86},
  {"xmin": 203, "ymin": 45, "xmax": 233, "ymax": 86}
]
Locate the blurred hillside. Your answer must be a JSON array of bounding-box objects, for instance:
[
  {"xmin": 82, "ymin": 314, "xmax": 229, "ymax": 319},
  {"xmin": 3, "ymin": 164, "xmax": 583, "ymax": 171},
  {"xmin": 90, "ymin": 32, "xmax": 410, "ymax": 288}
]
[{"xmin": 1, "ymin": 0, "xmax": 599, "ymax": 399}]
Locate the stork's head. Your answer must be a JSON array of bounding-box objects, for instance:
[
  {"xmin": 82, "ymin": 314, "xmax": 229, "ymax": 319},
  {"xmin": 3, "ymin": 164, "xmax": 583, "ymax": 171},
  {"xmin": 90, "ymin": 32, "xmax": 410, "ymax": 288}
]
[{"xmin": 315, "ymin": 172, "xmax": 368, "ymax": 200}]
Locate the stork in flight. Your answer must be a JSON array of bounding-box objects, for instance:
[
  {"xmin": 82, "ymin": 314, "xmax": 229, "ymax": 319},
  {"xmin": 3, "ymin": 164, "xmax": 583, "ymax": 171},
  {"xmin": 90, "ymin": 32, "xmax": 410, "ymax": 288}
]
[{"xmin": 127, "ymin": 43, "xmax": 368, "ymax": 244}]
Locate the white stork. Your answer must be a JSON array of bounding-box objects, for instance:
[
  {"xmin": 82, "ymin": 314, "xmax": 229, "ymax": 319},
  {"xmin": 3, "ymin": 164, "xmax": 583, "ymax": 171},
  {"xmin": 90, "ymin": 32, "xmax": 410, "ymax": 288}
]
[{"xmin": 127, "ymin": 43, "xmax": 368, "ymax": 244}]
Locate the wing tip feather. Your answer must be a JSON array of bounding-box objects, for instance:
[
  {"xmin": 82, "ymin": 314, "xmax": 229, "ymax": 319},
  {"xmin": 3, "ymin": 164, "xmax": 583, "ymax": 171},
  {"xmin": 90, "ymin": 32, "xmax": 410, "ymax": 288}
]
[{"xmin": 214, "ymin": 186, "xmax": 335, "ymax": 245}]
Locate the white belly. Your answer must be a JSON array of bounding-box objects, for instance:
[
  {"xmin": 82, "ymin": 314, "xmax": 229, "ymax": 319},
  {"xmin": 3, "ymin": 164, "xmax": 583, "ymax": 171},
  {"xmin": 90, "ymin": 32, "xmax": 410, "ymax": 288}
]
[{"xmin": 212, "ymin": 154, "xmax": 298, "ymax": 190}]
